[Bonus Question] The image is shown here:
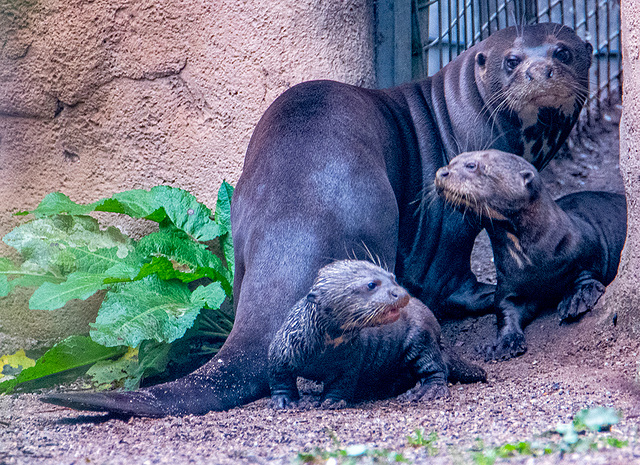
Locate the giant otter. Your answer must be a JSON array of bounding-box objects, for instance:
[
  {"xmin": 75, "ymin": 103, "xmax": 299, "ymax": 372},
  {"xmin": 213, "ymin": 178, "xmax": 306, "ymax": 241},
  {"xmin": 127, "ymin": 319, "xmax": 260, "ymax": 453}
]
[
  {"xmin": 268, "ymin": 260, "xmax": 486, "ymax": 409},
  {"xmin": 42, "ymin": 23, "xmax": 592, "ymax": 415},
  {"xmin": 435, "ymin": 150, "xmax": 626, "ymax": 361}
]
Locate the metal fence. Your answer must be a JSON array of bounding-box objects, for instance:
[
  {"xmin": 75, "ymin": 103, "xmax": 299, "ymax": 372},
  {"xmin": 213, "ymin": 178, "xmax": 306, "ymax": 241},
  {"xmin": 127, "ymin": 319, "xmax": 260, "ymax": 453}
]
[{"xmin": 376, "ymin": 0, "xmax": 622, "ymax": 118}]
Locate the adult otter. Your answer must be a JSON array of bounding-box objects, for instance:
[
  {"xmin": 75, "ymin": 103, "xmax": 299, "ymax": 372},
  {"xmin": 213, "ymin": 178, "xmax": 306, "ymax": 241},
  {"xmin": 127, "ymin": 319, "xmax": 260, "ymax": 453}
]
[
  {"xmin": 269, "ymin": 260, "xmax": 486, "ymax": 409},
  {"xmin": 42, "ymin": 23, "xmax": 591, "ymax": 415},
  {"xmin": 435, "ymin": 150, "xmax": 626, "ymax": 361}
]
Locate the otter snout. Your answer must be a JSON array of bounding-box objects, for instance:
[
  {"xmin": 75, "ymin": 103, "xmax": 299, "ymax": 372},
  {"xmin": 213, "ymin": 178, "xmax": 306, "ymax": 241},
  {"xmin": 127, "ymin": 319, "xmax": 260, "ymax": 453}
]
[
  {"xmin": 525, "ymin": 61, "xmax": 554, "ymax": 81},
  {"xmin": 391, "ymin": 287, "xmax": 410, "ymax": 309}
]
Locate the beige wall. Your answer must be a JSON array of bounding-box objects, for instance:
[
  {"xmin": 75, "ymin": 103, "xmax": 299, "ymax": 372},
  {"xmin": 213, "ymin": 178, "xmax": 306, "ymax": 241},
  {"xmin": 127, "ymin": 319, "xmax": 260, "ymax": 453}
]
[
  {"xmin": 0, "ymin": 1, "xmax": 375, "ymax": 349},
  {"xmin": 606, "ymin": 0, "xmax": 640, "ymax": 333}
]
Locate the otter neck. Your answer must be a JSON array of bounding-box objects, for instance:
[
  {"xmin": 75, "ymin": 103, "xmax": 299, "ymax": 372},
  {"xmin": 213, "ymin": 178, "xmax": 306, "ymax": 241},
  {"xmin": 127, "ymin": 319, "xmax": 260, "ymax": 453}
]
[
  {"xmin": 315, "ymin": 306, "xmax": 358, "ymax": 343},
  {"xmin": 485, "ymin": 189, "xmax": 572, "ymax": 255},
  {"xmin": 426, "ymin": 49, "xmax": 526, "ymax": 163}
]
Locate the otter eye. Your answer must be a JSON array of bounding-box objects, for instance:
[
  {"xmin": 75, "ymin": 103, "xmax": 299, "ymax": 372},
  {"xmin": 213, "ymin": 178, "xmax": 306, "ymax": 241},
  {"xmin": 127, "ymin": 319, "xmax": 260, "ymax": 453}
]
[
  {"xmin": 367, "ymin": 282, "xmax": 377, "ymax": 290},
  {"xmin": 554, "ymin": 47, "xmax": 572, "ymax": 64},
  {"xmin": 465, "ymin": 161, "xmax": 477, "ymax": 171},
  {"xmin": 504, "ymin": 56, "xmax": 521, "ymax": 71}
]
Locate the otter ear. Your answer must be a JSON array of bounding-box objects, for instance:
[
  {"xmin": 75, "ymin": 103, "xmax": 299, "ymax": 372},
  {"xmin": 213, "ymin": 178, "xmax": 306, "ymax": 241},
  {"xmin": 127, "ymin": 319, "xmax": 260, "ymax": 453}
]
[
  {"xmin": 306, "ymin": 292, "xmax": 318, "ymax": 304},
  {"xmin": 520, "ymin": 170, "xmax": 535, "ymax": 187},
  {"xmin": 476, "ymin": 52, "xmax": 487, "ymax": 68},
  {"xmin": 584, "ymin": 42, "xmax": 593, "ymax": 66}
]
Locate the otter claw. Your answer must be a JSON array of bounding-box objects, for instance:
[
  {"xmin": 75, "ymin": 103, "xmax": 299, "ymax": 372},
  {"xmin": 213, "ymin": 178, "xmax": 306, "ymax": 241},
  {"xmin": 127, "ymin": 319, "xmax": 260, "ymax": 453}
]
[
  {"xmin": 558, "ymin": 280, "xmax": 605, "ymax": 322},
  {"xmin": 398, "ymin": 382, "xmax": 450, "ymax": 402},
  {"xmin": 485, "ymin": 331, "xmax": 527, "ymax": 361}
]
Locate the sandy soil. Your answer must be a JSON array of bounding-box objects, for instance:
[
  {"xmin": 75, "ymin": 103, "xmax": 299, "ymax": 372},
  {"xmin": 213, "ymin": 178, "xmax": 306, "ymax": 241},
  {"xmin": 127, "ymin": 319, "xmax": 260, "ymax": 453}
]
[{"xmin": 2, "ymin": 107, "xmax": 639, "ymax": 465}]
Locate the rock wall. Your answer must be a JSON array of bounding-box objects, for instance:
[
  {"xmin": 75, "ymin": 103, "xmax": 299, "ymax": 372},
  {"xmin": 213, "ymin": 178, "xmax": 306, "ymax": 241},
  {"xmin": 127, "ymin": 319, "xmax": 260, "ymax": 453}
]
[
  {"xmin": 605, "ymin": 0, "xmax": 640, "ymax": 333},
  {"xmin": 0, "ymin": 0, "xmax": 375, "ymax": 347}
]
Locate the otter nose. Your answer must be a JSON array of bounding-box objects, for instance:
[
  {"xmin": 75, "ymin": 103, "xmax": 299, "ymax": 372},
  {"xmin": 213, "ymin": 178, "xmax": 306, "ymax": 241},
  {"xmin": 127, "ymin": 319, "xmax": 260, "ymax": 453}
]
[
  {"xmin": 526, "ymin": 62, "xmax": 554, "ymax": 81},
  {"xmin": 437, "ymin": 167, "xmax": 450, "ymax": 179}
]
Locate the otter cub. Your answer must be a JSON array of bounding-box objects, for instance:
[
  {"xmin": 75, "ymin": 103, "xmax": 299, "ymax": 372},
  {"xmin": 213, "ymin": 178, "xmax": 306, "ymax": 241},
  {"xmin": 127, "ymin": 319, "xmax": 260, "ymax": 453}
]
[
  {"xmin": 435, "ymin": 150, "xmax": 626, "ymax": 361},
  {"xmin": 268, "ymin": 260, "xmax": 486, "ymax": 409}
]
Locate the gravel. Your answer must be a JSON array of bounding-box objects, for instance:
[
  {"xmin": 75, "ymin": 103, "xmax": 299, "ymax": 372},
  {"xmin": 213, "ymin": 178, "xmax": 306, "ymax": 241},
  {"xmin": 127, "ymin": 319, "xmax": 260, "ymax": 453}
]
[{"xmin": 1, "ymin": 111, "xmax": 636, "ymax": 465}]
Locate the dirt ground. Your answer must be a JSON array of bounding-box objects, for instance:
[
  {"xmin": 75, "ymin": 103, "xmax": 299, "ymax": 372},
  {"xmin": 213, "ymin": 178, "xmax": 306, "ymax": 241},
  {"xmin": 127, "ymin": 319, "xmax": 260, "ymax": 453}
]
[{"xmin": 2, "ymin": 105, "xmax": 640, "ymax": 465}]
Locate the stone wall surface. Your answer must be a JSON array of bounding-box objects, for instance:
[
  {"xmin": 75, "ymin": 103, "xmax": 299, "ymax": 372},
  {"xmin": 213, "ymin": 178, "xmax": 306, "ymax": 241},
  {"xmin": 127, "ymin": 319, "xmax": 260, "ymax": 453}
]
[
  {"xmin": 605, "ymin": 0, "xmax": 640, "ymax": 333},
  {"xmin": 0, "ymin": 0, "xmax": 375, "ymax": 348}
]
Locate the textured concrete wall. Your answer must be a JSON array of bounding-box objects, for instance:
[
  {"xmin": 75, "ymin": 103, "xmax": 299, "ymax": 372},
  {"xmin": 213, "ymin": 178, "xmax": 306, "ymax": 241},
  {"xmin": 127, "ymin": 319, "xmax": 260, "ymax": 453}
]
[
  {"xmin": 0, "ymin": 0, "xmax": 375, "ymax": 347},
  {"xmin": 605, "ymin": 0, "xmax": 640, "ymax": 333}
]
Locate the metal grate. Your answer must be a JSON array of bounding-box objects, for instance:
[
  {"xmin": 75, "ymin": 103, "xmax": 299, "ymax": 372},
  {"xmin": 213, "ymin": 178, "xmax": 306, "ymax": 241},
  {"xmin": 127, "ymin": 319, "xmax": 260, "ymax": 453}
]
[{"xmin": 411, "ymin": 0, "xmax": 622, "ymax": 117}]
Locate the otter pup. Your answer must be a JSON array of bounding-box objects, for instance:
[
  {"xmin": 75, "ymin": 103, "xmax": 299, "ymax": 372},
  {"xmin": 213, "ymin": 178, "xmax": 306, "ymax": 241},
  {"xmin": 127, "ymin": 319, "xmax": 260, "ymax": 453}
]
[
  {"xmin": 435, "ymin": 150, "xmax": 626, "ymax": 361},
  {"xmin": 268, "ymin": 260, "xmax": 487, "ymax": 409}
]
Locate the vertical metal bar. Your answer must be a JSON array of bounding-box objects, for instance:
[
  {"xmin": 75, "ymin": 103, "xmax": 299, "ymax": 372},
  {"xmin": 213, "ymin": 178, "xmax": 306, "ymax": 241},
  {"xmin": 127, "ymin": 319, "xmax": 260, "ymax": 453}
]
[
  {"xmin": 394, "ymin": 0, "xmax": 412, "ymax": 85},
  {"xmin": 572, "ymin": 0, "xmax": 577, "ymax": 31},
  {"xmin": 471, "ymin": 0, "xmax": 477, "ymax": 43},
  {"xmin": 594, "ymin": 0, "xmax": 601, "ymax": 115},
  {"xmin": 463, "ymin": 0, "xmax": 469, "ymax": 48},
  {"xmin": 438, "ymin": 0, "xmax": 444, "ymax": 69},
  {"xmin": 374, "ymin": 0, "xmax": 395, "ymax": 88},
  {"xmin": 486, "ymin": 0, "xmax": 492, "ymax": 35},
  {"xmin": 448, "ymin": 0, "xmax": 453, "ymax": 62},
  {"xmin": 617, "ymin": 3, "xmax": 622, "ymax": 100},
  {"xmin": 605, "ymin": 0, "xmax": 611, "ymax": 104},
  {"xmin": 424, "ymin": 0, "xmax": 431, "ymax": 76},
  {"xmin": 455, "ymin": 0, "xmax": 461, "ymax": 56},
  {"xmin": 583, "ymin": 0, "xmax": 590, "ymax": 121}
]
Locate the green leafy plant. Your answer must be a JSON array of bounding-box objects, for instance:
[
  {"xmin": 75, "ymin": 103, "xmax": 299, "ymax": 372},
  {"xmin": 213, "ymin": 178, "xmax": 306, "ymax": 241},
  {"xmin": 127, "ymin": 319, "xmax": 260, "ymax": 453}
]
[
  {"xmin": 406, "ymin": 429, "xmax": 438, "ymax": 456},
  {"xmin": 0, "ymin": 183, "xmax": 234, "ymax": 393},
  {"xmin": 297, "ymin": 430, "xmax": 409, "ymax": 464},
  {"xmin": 470, "ymin": 407, "xmax": 627, "ymax": 464}
]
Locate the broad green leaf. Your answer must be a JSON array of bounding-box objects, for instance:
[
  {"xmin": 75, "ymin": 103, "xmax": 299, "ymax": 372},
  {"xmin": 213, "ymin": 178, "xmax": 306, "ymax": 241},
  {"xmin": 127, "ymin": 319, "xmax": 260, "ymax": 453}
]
[
  {"xmin": 191, "ymin": 282, "xmax": 226, "ymax": 309},
  {"xmin": 3, "ymin": 215, "xmax": 133, "ymax": 276},
  {"xmin": 215, "ymin": 181, "xmax": 235, "ymax": 275},
  {"xmin": 132, "ymin": 340, "xmax": 172, "ymax": 389},
  {"xmin": 137, "ymin": 229, "xmax": 232, "ymax": 293},
  {"xmin": 4, "ymin": 268, "xmax": 66, "ymax": 290},
  {"xmin": 149, "ymin": 186, "xmax": 222, "ymax": 241},
  {"xmin": 29, "ymin": 272, "xmax": 109, "ymax": 310},
  {"xmin": 31, "ymin": 190, "xmax": 165, "ymax": 222},
  {"xmin": 86, "ymin": 347, "xmax": 139, "ymax": 389},
  {"xmin": 214, "ymin": 181, "xmax": 233, "ymax": 233},
  {"xmin": 31, "ymin": 192, "xmax": 96, "ymax": 218},
  {"xmin": 106, "ymin": 189, "xmax": 166, "ymax": 222},
  {"xmin": 0, "ymin": 336, "xmax": 126, "ymax": 394},
  {"xmin": 0, "ymin": 252, "xmax": 67, "ymax": 291},
  {"xmin": 90, "ymin": 276, "xmax": 204, "ymax": 348},
  {"xmin": 136, "ymin": 256, "xmax": 184, "ymax": 282}
]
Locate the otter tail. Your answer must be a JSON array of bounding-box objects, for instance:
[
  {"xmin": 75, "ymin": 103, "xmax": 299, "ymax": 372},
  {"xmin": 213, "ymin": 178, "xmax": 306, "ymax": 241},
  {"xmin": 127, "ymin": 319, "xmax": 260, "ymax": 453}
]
[
  {"xmin": 40, "ymin": 335, "xmax": 271, "ymax": 416},
  {"xmin": 444, "ymin": 347, "xmax": 487, "ymax": 384}
]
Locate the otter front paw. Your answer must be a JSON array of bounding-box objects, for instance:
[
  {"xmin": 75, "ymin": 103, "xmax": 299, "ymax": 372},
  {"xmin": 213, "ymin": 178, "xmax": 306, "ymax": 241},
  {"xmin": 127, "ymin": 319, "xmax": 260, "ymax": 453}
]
[
  {"xmin": 270, "ymin": 393, "xmax": 298, "ymax": 409},
  {"xmin": 558, "ymin": 279, "xmax": 605, "ymax": 322},
  {"xmin": 485, "ymin": 331, "xmax": 527, "ymax": 361},
  {"xmin": 398, "ymin": 382, "xmax": 450, "ymax": 402},
  {"xmin": 319, "ymin": 398, "xmax": 349, "ymax": 410}
]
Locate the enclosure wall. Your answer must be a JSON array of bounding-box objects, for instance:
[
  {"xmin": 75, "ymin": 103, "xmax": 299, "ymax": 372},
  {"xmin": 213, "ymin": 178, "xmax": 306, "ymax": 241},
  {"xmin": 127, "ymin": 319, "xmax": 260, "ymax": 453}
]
[
  {"xmin": 0, "ymin": 1, "xmax": 375, "ymax": 348},
  {"xmin": 607, "ymin": 0, "xmax": 640, "ymax": 333}
]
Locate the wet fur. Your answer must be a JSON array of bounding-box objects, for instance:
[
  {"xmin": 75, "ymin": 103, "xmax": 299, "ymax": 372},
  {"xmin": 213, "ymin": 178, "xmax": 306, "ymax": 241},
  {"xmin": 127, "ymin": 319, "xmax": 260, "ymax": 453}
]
[
  {"xmin": 435, "ymin": 150, "xmax": 626, "ymax": 361},
  {"xmin": 268, "ymin": 260, "xmax": 486, "ymax": 408}
]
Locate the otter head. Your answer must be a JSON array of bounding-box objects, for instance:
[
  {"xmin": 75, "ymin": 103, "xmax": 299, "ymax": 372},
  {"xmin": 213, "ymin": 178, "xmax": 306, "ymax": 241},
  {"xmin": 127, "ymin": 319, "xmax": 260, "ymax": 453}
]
[
  {"xmin": 474, "ymin": 23, "xmax": 592, "ymax": 169},
  {"xmin": 435, "ymin": 149, "xmax": 542, "ymax": 221},
  {"xmin": 307, "ymin": 260, "xmax": 410, "ymax": 332}
]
